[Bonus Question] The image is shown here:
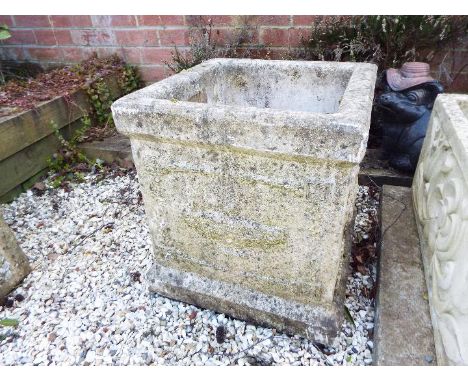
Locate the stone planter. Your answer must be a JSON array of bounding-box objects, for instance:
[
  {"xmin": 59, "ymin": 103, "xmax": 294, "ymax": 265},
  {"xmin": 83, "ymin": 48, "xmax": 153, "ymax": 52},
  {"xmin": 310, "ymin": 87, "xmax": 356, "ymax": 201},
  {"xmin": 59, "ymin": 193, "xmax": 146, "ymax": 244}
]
[
  {"xmin": 112, "ymin": 59, "xmax": 377, "ymax": 342},
  {"xmin": 413, "ymin": 94, "xmax": 468, "ymax": 365},
  {"xmin": 1, "ymin": 213, "xmax": 31, "ymax": 299}
]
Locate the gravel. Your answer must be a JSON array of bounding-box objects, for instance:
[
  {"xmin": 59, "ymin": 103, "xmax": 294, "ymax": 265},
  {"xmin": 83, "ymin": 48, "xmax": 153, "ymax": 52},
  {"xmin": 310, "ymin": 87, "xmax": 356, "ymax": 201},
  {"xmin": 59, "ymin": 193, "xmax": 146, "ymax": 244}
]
[{"xmin": 0, "ymin": 170, "xmax": 380, "ymax": 365}]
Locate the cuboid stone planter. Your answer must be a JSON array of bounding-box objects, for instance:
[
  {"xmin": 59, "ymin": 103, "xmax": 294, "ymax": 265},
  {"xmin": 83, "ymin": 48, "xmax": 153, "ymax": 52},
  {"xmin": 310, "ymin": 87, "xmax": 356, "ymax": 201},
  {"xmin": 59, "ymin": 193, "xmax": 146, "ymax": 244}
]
[
  {"xmin": 413, "ymin": 94, "xmax": 468, "ymax": 365},
  {"xmin": 112, "ymin": 59, "xmax": 377, "ymax": 343}
]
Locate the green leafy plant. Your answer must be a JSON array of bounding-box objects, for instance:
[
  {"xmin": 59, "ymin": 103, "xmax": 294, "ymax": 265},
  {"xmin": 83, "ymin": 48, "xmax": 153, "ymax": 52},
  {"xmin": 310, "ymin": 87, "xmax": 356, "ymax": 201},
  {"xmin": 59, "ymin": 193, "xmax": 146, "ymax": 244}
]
[
  {"xmin": 166, "ymin": 17, "xmax": 257, "ymax": 73},
  {"xmin": 85, "ymin": 78, "xmax": 114, "ymax": 127},
  {"xmin": 293, "ymin": 16, "xmax": 468, "ymax": 89},
  {"xmin": 46, "ymin": 119, "xmax": 93, "ymax": 189},
  {"xmin": 0, "ymin": 24, "xmax": 12, "ymax": 85},
  {"xmin": 0, "ymin": 318, "xmax": 19, "ymax": 327},
  {"xmin": 80, "ymin": 57, "xmax": 140, "ymax": 140},
  {"xmin": 0, "ymin": 24, "xmax": 11, "ymax": 40},
  {"xmin": 118, "ymin": 64, "xmax": 140, "ymax": 95}
]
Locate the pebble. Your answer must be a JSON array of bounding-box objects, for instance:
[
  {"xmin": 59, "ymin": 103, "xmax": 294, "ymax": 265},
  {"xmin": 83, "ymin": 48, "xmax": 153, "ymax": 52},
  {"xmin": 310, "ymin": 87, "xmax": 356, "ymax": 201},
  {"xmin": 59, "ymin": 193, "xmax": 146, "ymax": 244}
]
[{"xmin": 0, "ymin": 170, "xmax": 380, "ymax": 366}]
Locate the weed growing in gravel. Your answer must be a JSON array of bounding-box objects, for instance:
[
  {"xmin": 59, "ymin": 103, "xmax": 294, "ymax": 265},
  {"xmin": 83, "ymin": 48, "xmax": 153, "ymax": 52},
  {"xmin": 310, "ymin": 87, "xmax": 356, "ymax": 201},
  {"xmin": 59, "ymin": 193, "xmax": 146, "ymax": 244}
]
[{"xmin": 46, "ymin": 119, "xmax": 95, "ymax": 190}]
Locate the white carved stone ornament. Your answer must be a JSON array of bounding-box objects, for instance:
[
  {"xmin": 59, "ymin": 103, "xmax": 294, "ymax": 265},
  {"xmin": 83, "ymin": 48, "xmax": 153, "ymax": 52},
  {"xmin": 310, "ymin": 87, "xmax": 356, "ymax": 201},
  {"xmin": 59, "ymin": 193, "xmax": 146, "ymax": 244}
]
[{"xmin": 413, "ymin": 94, "xmax": 468, "ymax": 365}]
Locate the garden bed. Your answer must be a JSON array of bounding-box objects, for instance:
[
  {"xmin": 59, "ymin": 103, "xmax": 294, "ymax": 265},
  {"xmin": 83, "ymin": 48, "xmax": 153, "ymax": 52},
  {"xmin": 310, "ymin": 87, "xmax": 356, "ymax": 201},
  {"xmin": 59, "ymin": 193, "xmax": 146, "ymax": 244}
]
[{"xmin": 0, "ymin": 55, "xmax": 139, "ymax": 203}]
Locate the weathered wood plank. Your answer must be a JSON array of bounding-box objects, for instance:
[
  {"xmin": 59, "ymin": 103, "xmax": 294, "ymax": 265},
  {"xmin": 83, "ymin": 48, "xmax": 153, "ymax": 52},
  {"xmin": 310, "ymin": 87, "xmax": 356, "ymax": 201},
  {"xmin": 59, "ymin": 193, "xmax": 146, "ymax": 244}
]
[
  {"xmin": 0, "ymin": 74, "xmax": 124, "ymax": 200},
  {"xmin": 0, "ymin": 119, "xmax": 84, "ymax": 197},
  {"xmin": 0, "ymin": 91, "xmax": 90, "ymax": 162},
  {"xmin": 0, "ymin": 168, "xmax": 49, "ymax": 204}
]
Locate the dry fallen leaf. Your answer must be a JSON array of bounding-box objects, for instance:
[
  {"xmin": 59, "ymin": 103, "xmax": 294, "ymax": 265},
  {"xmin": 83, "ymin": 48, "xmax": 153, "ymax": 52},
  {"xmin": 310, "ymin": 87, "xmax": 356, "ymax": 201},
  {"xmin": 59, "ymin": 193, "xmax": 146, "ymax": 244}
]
[{"xmin": 188, "ymin": 311, "xmax": 198, "ymax": 320}]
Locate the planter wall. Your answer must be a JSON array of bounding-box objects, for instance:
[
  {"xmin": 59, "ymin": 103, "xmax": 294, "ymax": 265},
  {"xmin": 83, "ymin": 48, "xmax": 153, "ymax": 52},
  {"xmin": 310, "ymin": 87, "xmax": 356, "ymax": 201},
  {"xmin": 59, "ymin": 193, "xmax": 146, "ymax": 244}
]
[
  {"xmin": 413, "ymin": 93, "xmax": 468, "ymax": 365},
  {"xmin": 112, "ymin": 58, "xmax": 377, "ymax": 342},
  {"xmin": 0, "ymin": 76, "xmax": 122, "ymax": 203},
  {"xmin": 0, "ymin": 213, "xmax": 31, "ymax": 299}
]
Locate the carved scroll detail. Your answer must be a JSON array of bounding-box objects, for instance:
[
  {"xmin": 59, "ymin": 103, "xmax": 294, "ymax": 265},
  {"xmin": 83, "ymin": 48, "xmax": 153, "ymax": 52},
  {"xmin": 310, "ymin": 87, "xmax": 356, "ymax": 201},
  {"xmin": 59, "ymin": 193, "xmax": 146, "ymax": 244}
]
[{"xmin": 413, "ymin": 108, "xmax": 468, "ymax": 365}]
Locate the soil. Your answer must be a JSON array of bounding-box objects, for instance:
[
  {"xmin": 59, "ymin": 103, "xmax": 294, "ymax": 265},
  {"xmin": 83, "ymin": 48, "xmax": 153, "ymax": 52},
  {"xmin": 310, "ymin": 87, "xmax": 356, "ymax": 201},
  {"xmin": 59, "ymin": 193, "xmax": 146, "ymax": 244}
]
[{"xmin": 0, "ymin": 54, "xmax": 130, "ymax": 118}]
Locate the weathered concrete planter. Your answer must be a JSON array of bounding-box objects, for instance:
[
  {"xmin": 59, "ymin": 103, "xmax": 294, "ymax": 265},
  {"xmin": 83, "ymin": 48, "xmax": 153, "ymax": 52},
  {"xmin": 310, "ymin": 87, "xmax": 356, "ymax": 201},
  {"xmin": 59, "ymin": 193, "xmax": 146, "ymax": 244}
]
[
  {"xmin": 413, "ymin": 94, "xmax": 468, "ymax": 365},
  {"xmin": 1, "ymin": 213, "xmax": 31, "ymax": 299},
  {"xmin": 112, "ymin": 59, "xmax": 377, "ymax": 342},
  {"xmin": 0, "ymin": 76, "xmax": 122, "ymax": 203}
]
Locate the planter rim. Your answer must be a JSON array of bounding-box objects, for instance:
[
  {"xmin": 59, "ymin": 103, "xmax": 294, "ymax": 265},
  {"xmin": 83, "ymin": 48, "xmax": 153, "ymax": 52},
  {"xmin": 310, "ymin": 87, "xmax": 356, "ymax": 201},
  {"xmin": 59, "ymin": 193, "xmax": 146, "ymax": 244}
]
[
  {"xmin": 113, "ymin": 58, "xmax": 376, "ymax": 125},
  {"xmin": 112, "ymin": 58, "xmax": 377, "ymax": 164}
]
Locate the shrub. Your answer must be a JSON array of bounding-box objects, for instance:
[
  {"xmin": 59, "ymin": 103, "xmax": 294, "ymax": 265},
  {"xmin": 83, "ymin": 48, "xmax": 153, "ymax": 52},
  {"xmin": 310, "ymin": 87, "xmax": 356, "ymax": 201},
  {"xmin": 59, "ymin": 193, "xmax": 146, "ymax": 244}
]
[
  {"xmin": 296, "ymin": 16, "xmax": 466, "ymax": 66},
  {"xmin": 166, "ymin": 17, "xmax": 258, "ymax": 73},
  {"xmin": 293, "ymin": 16, "xmax": 468, "ymax": 89}
]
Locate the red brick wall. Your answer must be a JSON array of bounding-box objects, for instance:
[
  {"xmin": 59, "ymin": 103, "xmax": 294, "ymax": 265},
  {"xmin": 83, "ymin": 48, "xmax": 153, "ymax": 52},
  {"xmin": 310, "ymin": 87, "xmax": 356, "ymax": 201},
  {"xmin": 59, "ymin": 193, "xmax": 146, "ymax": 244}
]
[
  {"xmin": 0, "ymin": 15, "xmax": 317, "ymax": 83},
  {"xmin": 0, "ymin": 15, "xmax": 467, "ymax": 91}
]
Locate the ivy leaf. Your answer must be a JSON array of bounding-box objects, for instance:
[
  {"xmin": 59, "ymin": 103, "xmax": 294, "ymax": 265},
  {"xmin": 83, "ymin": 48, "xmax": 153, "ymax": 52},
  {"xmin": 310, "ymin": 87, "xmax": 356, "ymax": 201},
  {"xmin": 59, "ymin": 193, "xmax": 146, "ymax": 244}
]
[
  {"xmin": 0, "ymin": 24, "xmax": 11, "ymax": 40},
  {"xmin": 0, "ymin": 318, "xmax": 19, "ymax": 327}
]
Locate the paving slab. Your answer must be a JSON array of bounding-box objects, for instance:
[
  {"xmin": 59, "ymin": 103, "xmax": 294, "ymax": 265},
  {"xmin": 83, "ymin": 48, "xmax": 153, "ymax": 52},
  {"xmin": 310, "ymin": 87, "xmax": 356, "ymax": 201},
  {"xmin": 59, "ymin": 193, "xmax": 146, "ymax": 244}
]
[
  {"xmin": 79, "ymin": 134, "xmax": 133, "ymax": 166},
  {"xmin": 373, "ymin": 185, "xmax": 436, "ymax": 365},
  {"xmin": 359, "ymin": 149, "xmax": 413, "ymax": 187}
]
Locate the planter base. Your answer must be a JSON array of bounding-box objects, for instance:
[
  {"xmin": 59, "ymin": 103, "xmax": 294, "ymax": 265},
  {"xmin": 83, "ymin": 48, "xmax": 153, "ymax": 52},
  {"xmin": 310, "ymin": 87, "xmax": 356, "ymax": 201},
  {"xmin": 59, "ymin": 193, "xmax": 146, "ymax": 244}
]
[{"xmin": 147, "ymin": 257, "xmax": 349, "ymax": 344}]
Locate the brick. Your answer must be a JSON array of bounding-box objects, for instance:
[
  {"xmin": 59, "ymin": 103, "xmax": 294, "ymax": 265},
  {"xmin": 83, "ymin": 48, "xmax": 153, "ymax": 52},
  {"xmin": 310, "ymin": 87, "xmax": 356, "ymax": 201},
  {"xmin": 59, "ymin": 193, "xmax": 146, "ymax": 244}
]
[
  {"xmin": 185, "ymin": 15, "xmax": 204, "ymax": 27},
  {"xmin": 292, "ymin": 15, "xmax": 317, "ymax": 26},
  {"xmin": 289, "ymin": 28, "xmax": 310, "ymax": 46},
  {"xmin": 26, "ymin": 47, "xmax": 63, "ymax": 61},
  {"xmin": 240, "ymin": 46, "xmax": 289, "ymax": 60},
  {"xmin": 141, "ymin": 47, "xmax": 173, "ymax": 64},
  {"xmin": 70, "ymin": 29, "xmax": 114, "ymax": 46},
  {"xmin": 138, "ymin": 65, "xmax": 168, "ymax": 83},
  {"xmin": 260, "ymin": 28, "xmax": 290, "ymax": 46},
  {"xmin": 186, "ymin": 15, "xmax": 233, "ymax": 27},
  {"xmin": 158, "ymin": 29, "xmax": 188, "ymax": 46},
  {"xmin": 137, "ymin": 15, "xmax": 185, "ymax": 26},
  {"xmin": 50, "ymin": 15, "xmax": 92, "ymax": 27},
  {"xmin": 0, "ymin": 46, "xmax": 25, "ymax": 61},
  {"xmin": 13, "ymin": 15, "xmax": 51, "ymax": 27},
  {"xmin": 199, "ymin": 27, "xmax": 256, "ymax": 47},
  {"xmin": 121, "ymin": 47, "xmax": 142, "ymax": 64},
  {"xmin": 256, "ymin": 15, "xmax": 291, "ymax": 26},
  {"xmin": 114, "ymin": 29, "xmax": 158, "ymax": 47},
  {"xmin": 34, "ymin": 30, "xmax": 57, "ymax": 45},
  {"xmin": 110, "ymin": 15, "xmax": 137, "ymax": 27},
  {"xmin": 90, "ymin": 15, "xmax": 137, "ymax": 27},
  {"xmin": 210, "ymin": 16, "xmax": 234, "ymax": 26},
  {"xmin": 61, "ymin": 47, "xmax": 84, "ymax": 62},
  {"xmin": 0, "ymin": 15, "xmax": 13, "ymax": 26},
  {"xmin": 94, "ymin": 47, "xmax": 118, "ymax": 57},
  {"xmin": 81, "ymin": 47, "xmax": 97, "ymax": 60},
  {"xmin": 54, "ymin": 29, "xmax": 73, "ymax": 45},
  {"xmin": 449, "ymin": 72, "xmax": 468, "ymax": 92},
  {"xmin": 261, "ymin": 27, "xmax": 307, "ymax": 47},
  {"xmin": 4, "ymin": 29, "xmax": 36, "ymax": 45},
  {"xmin": 224, "ymin": 27, "xmax": 259, "ymax": 46}
]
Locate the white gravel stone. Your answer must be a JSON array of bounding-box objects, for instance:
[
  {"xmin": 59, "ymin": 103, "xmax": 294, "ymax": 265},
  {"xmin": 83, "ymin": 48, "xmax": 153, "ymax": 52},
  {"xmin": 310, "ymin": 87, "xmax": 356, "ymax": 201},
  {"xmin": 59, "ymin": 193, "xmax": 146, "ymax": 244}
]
[{"xmin": 0, "ymin": 169, "xmax": 379, "ymax": 365}]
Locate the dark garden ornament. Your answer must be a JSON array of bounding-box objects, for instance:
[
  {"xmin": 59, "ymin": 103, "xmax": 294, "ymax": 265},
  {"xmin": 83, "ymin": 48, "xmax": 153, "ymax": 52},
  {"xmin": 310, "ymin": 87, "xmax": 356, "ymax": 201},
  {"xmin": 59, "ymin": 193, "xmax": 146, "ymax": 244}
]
[{"xmin": 374, "ymin": 62, "xmax": 444, "ymax": 173}]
